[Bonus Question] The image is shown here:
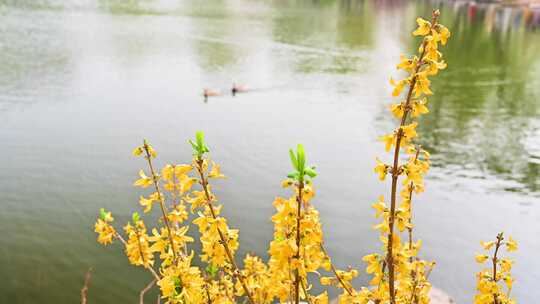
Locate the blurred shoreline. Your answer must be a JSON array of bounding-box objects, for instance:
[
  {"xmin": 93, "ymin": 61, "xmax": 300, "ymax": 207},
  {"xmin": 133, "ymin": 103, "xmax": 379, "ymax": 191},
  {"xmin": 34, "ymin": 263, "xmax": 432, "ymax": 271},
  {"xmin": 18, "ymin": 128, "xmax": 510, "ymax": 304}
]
[{"xmin": 424, "ymin": 0, "xmax": 540, "ymax": 31}]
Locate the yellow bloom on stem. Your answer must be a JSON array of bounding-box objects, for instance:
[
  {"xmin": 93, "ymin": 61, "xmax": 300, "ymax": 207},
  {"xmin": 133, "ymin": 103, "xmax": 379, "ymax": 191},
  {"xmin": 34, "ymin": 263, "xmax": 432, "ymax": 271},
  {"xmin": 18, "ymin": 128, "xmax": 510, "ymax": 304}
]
[
  {"xmin": 312, "ymin": 291, "xmax": 328, "ymax": 304},
  {"xmin": 506, "ymin": 236, "xmax": 518, "ymax": 252},
  {"xmin": 178, "ymin": 175, "xmax": 197, "ymax": 194},
  {"xmin": 414, "ymin": 72, "xmax": 433, "ymax": 97},
  {"xmin": 373, "ymin": 218, "xmax": 389, "ymax": 234},
  {"xmin": 168, "ymin": 203, "xmax": 188, "ymax": 223},
  {"xmin": 102, "ymin": 209, "xmax": 114, "ymax": 222},
  {"xmin": 436, "ymin": 24, "xmax": 451, "ymax": 45},
  {"xmin": 411, "ymin": 98, "xmax": 429, "ymax": 117},
  {"xmin": 480, "ymin": 241, "xmax": 495, "ymax": 250},
  {"xmin": 413, "ymin": 18, "xmax": 431, "ymax": 36},
  {"xmin": 320, "ymin": 277, "xmax": 334, "ymax": 286},
  {"xmin": 372, "ymin": 195, "xmax": 386, "ymax": 218},
  {"xmin": 395, "ymin": 209, "xmax": 411, "ymax": 232},
  {"xmin": 281, "ymin": 179, "xmax": 294, "ymax": 188},
  {"xmin": 145, "ymin": 143, "xmax": 157, "ymax": 158},
  {"xmin": 208, "ymin": 161, "xmax": 225, "ymax": 179},
  {"xmin": 94, "ymin": 208, "xmax": 115, "ymax": 245},
  {"xmin": 503, "ymin": 276, "xmax": 514, "ymax": 290},
  {"xmin": 396, "ymin": 55, "xmax": 417, "ymax": 73},
  {"xmin": 174, "ymin": 164, "xmax": 192, "ymax": 177},
  {"xmin": 157, "ymin": 255, "xmax": 206, "ymax": 303},
  {"xmin": 124, "ymin": 221, "xmax": 154, "ymax": 268},
  {"xmin": 161, "ymin": 164, "xmax": 174, "ymax": 181},
  {"xmin": 302, "ymin": 184, "xmax": 315, "ymax": 203},
  {"xmin": 426, "ymin": 59, "xmax": 447, "ymax": 76},
  {"xmin": 185, "ymin": 190, "xmax": 207, "ymax": 211},
  {"xmin": 94, "ymin": 219, "xmax": 116, "ymax": 245},
  {"xmin": 401, "ymin": 122, "xmax": 418, "ymax": 145},
  {"xmin": 499, "ymin": 258, "xmax": 513, "ymax": 273},
  {"xmin": 374, "ymin": 159, "xmax": 389, "ymax": 181},
  {"xmin": 132, "ymin": 146, "xmax": 143, "ymax": 156},
  {"xmin": 380, "ymin": 133, "xmax": 395, "ymax": 152},
  {"xmin": 390, "ymin": 102, "xmax": 405, "ymax": 119},
  {"xmin": 139, "ymin": 192, "xmax": 158, "ymax": 213},
  {"xmin": 133, "ymin": 169, "xmax": 153, "ymax": 188},
  {"xmin": 148, "ymin": 228, "xmax": 169, "ymax": 256},
  {"xmin": 423, "ymin": 37, "xmax": 441, "ymax": 62},
  {"xmin": 390, "ymin": 78, "xmax": 409, "ymax": 97},
  {"xmin": 362, "ymin": 254, "xmax": 381, "ymax": 274},
  {"xmin": 475, "ymin": 254, "xmax": 489, "ymax": 263}
]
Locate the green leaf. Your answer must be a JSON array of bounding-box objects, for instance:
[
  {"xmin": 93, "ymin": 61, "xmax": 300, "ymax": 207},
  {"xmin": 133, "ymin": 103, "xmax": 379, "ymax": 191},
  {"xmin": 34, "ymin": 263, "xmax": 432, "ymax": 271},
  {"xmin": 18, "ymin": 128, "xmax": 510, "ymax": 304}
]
[
  {"xmin": 99, "ymin": 208, "xmax": 107, "ymax": 220},
  {"xmin": 305, "ymin": 166, "xmax": 317, "ymax": 178},
  {"xmin": 206, "ymin": 264, "xmax": 218, "ymax": 277},
  {"xmin": 188, "ymin": 139, "xmax": 198, "ymax": 151},
  {"xmin": 132, "ymin": 212, "xmax": 140, "ymax": 223},
  {"xmin": 289, "ymin": 149, "xmax": 298, "ymax": 170},
  {"xmin": 296, "ymin": 144, "xmax": 305, "ymax": 172},
  {"xmin": 287, "ymin": 172, "xmax": 299, "ymax": 180},
  {"xmin": 196, "ymin": 131, "xmax": 204, "ymax": 148},
  {"xmin": 174, "ymin": 277, "xmax": 183, "ymax": 294}
]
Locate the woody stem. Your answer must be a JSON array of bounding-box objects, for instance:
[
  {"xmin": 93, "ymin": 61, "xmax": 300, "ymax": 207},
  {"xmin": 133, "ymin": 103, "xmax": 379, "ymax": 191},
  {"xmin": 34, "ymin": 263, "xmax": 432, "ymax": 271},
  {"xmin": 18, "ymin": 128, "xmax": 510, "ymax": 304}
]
[
  {"xmin": 294, "ymin": 181, "xmax": 304, "ymax": 304},
  {"xmin": 194, "ymin": 158, "xmax": 256, "ymax": 304},
  {"xmin": 320, "ymin": 244, "xmax": 354, "ymax": 296},
  {"xmin": 134, "ymin": 224, "xmax": 148, "ymax": 267},
  {"xmin": 386, "ymin": 13, "xmax": 438, "ymax": 304},
  {"xmin": 492, "ymin": 233, "xmax": 503, "ymax": 304},
  {"xmin": 142, "ymin": 143, "xmax": 179, "ymax": 263},
  {"xmin": 114, "ymin": 232, "xmax": 161, "ymax": 281},
  {"xmin": 408, "ymin": 147, "xmax": 421, "ymax": 256}
]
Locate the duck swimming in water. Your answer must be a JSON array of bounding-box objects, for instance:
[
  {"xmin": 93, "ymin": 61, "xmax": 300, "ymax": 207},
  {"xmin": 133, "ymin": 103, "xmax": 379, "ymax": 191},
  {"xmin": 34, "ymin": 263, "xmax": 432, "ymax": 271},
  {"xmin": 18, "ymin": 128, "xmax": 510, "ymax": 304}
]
[
  {"xmin": 231, "ymin": 83, "xmax": 247, "ymax": 96},
  {"xmin": 203, "ymin": 88, "xmax": 221, "ymax": 101}
]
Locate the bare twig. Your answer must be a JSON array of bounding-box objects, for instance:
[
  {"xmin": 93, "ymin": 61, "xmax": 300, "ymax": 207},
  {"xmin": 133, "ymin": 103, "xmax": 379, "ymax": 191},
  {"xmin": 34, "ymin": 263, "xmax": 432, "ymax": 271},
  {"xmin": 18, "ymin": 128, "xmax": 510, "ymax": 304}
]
[
  {"xmin": 300, "ymin": 280, "xmax": 312, "ymax": 304},
  {"xmin": 492, "ymin": 233, "xmax": 504, "ymax": 304},
  {"xmin": 80, "ymin": 267, "xmax": 93, "ymax": 304},
  {"xmin": 140, "ymin": 279, "xmax": 157, "ymax": 304},
  {"xmin": 319, "ymin": 244, "xmax": 353, "ymax": 296}
]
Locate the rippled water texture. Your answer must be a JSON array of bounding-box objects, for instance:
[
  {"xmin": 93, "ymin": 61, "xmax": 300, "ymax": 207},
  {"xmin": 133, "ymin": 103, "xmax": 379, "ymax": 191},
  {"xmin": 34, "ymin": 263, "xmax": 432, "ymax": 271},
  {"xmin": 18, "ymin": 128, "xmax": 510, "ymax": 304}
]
[{"xmin": 0, "ymin": 0, "xmax": 539, "ymax": 303}]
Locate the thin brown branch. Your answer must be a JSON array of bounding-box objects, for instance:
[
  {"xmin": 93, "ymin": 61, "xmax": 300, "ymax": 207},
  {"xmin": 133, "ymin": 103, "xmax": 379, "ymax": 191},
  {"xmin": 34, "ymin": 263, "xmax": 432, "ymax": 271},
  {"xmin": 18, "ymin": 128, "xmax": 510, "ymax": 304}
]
[
  {"xmin": 300, "ymin": 280, "xmax": 312, "ymax": 304},
  {"xmin": 406, "ymin": 148, "xmax": 421, "ymax": 304},
  {"xmin": 134, "ymin": 224, "xmax": 149, "ymax": 269},
  {"xmin": 194, "ymin": 158, "xmax": 256, "ymax": 304},
  {"xmin": 80, "ymin": 267, "xmax": 93, "ymax": 304},
  {"xmin": 142, "ymin": 141, "xmax": 179, "ymax": 263},
  {"xmin": 492, "ymin": 233, "xmax": 504, "ymax": 304},
  {"xmin": 319, "ymin": 244, "xmax": 353, "ymax": 296},
  {"xmin": 114, "ymin": 232, "xmax": 161, "ymax": 281},
  {"xmin": 294, "ymin": 181, "xmax": 304, "ymax": 304},
  {"xmin": 386, "ymin": 12, "xmax": 439, "ymax": 304},
  {"xmin": 140, "ymin": 279, "xmax": 157, "ymax": 304},
  {"xmin": 407, "ymin": 147, "xmax": 422, "ymax": 256}
]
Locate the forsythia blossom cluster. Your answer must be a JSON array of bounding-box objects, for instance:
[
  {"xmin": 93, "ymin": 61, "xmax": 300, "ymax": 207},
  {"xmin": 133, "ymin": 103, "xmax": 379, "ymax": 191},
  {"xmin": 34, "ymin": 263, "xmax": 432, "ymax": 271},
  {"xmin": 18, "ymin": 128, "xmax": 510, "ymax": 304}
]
[
  {"xmin": 93, "ymin": 11, "xmax": 518, "ymax": 304},
  {"xmin": 474, "ymin": 233, "xmax": 518, "ymax": 304},
  {"xmin": 368, "ymin": 9, "xmax": 450, "ymax": 304}
]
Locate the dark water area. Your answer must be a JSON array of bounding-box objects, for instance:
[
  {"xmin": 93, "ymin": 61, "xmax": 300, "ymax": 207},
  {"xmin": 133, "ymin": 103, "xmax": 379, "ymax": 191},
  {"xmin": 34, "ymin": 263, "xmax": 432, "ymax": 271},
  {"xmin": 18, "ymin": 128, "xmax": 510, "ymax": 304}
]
[{"xmin": 0, "ymin": 0, "xmax": 539, "ymax": 303}]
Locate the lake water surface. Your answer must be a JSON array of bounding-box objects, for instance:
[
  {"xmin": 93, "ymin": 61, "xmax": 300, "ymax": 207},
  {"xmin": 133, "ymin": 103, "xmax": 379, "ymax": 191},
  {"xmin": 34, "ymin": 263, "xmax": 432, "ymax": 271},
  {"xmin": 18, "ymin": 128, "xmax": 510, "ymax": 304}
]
[{"xmin": 1, "ymin": 0, "xmax": 539, "ymax": 303}]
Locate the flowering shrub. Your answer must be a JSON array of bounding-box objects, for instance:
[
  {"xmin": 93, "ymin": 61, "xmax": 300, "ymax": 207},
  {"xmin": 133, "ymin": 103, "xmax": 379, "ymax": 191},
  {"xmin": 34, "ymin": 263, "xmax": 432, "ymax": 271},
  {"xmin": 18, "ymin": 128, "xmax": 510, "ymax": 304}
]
[
  {"xmin": 93, "ymin": 10, "xmax": 517, "ymax": 304},
  {"xmin": 474, "ymin": 233, "xmax": 518, "ymax": 304}
]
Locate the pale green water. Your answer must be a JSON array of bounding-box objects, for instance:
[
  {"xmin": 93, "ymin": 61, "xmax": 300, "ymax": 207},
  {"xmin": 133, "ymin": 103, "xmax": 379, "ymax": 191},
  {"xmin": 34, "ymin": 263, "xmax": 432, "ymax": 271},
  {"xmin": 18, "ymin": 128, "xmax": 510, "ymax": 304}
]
[{"xmin": 0, "ymin": 0, "xmax": 539, "ymax": 303}]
